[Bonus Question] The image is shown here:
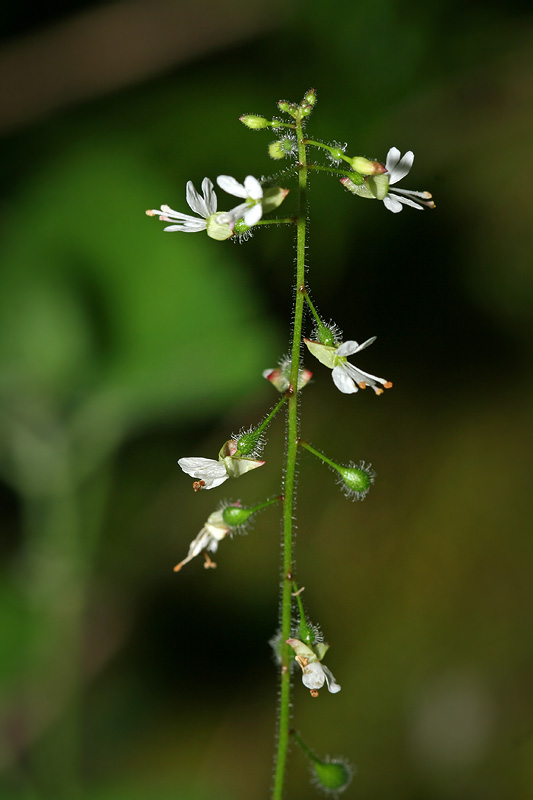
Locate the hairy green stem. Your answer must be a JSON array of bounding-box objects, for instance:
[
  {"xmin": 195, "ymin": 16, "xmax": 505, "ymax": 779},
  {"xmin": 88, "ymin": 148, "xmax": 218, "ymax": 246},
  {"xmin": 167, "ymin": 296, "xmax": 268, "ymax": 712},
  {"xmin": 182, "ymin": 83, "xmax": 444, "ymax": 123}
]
[
  {"xmin": 272, "ymin": 116, "xmax": 308, "ymax": 800},
  {"xmin": 307, "ymin": 162, "xmax": 365, "ymax": 183},
  {"xmin": 254, "ymin": 395, "xmax": 288, "ymax": 437},
  {"xmin": 299, "ymin": 439, "xmax": 338, "ymax": 469}
]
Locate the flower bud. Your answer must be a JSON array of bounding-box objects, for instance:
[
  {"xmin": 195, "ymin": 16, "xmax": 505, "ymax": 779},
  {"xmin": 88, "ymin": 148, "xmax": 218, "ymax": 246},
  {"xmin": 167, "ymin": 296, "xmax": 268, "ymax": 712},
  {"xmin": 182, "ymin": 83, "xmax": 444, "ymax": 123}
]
[
  {"xmin": 263, "ymin": 360, "xmax": 312, "ymax": 393},
  {"xmin": 316, "ymin": 321, "xmax": 336, "ymax": 346},
  {"xmin": 291, "ymin": 731, "xmax": 353, "ymax": 795},
  {"xmin": 221, "ymin": 503, "xmax": 255, "ymax": 527},
  {"xmin": 336, "ymin": 462, "xmax": 375, "ymax": 500},
  {"xmin": 299, "ymin": 103, "xmax": 313, "ymax": 118},
  {"xmin": 239, "ymin": 114, "xmax": 269, "ymax": 130},
  {"xmin": 222, "ymin": 495, "xmax": 281, "ymax": 528},
  {"xmin": 312, "ymin": 758, "xmax": 353, "ymax": 794},
  {"xmin": 269, "ymin": 141, "xmax": 286, "ymax": 160},
  {"xmin": 303, "ymin": 88, "xmax": 317, "ymax": 107},
  {"xmin": 349, "ymin": 156, "xmax": 386, "ymax": 175},
  {"xmin": 236, "ymin": 429, "xmax": 263, "ymax": 456}
]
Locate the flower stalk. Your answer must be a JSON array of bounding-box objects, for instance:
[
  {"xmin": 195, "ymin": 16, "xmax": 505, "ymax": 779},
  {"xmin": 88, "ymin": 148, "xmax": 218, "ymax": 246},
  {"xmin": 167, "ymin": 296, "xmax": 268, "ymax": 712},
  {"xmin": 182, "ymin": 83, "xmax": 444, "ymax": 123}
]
[{"xmin": 272, "ymin": 111, "xmax": 309, "ymax": 800}]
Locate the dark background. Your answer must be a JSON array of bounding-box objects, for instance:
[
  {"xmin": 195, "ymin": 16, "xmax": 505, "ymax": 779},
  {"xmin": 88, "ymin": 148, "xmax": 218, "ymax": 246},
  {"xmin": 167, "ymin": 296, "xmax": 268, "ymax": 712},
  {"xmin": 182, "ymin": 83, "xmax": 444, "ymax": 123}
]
[{"xmin": 1, "ymin": 1, "xmax": 532, "ymax": 798}]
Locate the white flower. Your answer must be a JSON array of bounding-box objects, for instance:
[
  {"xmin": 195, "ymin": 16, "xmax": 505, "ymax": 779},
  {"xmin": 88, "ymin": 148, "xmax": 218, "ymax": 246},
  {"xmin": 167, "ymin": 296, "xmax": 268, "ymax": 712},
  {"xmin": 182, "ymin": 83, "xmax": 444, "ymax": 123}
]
[
  {"xmin": 216, "ymin": 174, "xmax": 264, "ymax": 227},
  {"xmin": 286, "ymin": 638, "xmax": 341, "ymax": 695},
  {"xmin": 178, "ymin": 456, "xmax": 229, "ymax": 490},
  {"xmin": 146, "ymin": 177, "xmax": 218, "ymax": 232},
  {"xmin": 382, "ymin": 147, "xmax": 434, "ymax": 213},
  {"xmin": 178, "ymin": 440, "xmax": 265, "ymax": 492},
  {"xmin": 304, "ymin": 337, "xmax": 392, "ymax": 395},
  {"xmin": 340, "ymin": 147, "xmax": 434, "ymax": 213},
  {"xmin": 173, "ymin": 510, "xmax": 230, "ymax": 572}
]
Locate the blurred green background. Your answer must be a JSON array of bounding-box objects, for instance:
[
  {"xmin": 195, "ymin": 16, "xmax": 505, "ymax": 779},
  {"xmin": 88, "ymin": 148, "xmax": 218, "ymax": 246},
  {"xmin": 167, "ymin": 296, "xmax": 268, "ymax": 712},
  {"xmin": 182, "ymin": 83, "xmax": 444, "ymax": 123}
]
[{"xmin": 1, "ymin": 1, "xmax": 532, "ymax": 798}]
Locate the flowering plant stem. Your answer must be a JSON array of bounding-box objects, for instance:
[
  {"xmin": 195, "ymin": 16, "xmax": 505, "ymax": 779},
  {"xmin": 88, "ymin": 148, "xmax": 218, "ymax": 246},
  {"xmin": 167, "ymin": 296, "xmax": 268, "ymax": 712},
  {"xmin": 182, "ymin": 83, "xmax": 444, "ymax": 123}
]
[
  {"xmin": 298, "ymin": 440, "xmax": 337, "ymax": 469},
  {"xmin": 272, "ymin": 117, "xmax": 308, "ymax": 800}
]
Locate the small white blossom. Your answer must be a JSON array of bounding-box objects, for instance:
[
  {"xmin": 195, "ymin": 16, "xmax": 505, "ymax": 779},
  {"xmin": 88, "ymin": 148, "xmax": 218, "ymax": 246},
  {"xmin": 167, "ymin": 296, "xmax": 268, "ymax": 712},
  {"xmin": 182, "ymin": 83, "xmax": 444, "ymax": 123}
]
[
  {"xmin": 178, "ymin": 456, "xmax": 229, "ymax": 490},
  {"xmin": 216, "ymin": 174, "xmax": 264, "ymax": 227},
  {"xmin": 146, "ymin": 177, "xmax": 218, "ymax": 232},
  {"xmin": 173, "ymin": 510, "xmax": 230, "ymax": 572},
  {"xmin": 178, "ymin": 440, "xmax": 265, "ymax": 492},
  {"xmin": 304, "ymin": 337, "xmax": 392, "ymax": 395},
  {"xmin": 340, "ymin": 147, "xmax": 434, "ymax": 213},
  {"xmin": 382, "ymin": 147, "xmax": 435, "ymax": 213},
  {"xmin": 286, "ymin": 638, "xmax": 341, "ymax": 695}
]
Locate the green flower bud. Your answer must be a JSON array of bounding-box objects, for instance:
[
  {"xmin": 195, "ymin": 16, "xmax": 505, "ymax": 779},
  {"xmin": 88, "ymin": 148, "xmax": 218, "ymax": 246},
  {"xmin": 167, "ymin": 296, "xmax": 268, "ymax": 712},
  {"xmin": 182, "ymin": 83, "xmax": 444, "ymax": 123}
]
[
  {"xmin": 336, "ymin": 462, "xmax": 375, "ymax": 500},
  {"xmin": 277, "ymin": 99, "xmax": 290, "ymax": 112},
  {"xmin": 316, "ymin": 322, "xmax": 335, "ymax": 346},
  {"xmin": 312, "ymin": 758, "xmax": 353, "ymax": 794},
  {"xmin": 299, "ymin": 103, "xmax": 313, "ymax": 117},
  {"xmin": 236, "ymin": 429, "xmax": 263, "ymax": 456},
  {"xmin": 221, "ymin": 504, "xmax": 255, "ymax": 527},
  {"xmin": 349, "ymin": 155, "xmax": 386, "ymax": 175},
  {"xmin": 291, "ymin": 731, "xmax": 353, "ymax": 794},
  {"xmin": 222, "ymin": 496, "xmax": 281, "ymax": 528},
  {"xmin": 239, "ymin": 114, "xmax": 269, "ymax": 129},
  {"xmin": 303, "ymin": 88, "xmax": 317, "ymax": 106},
  {"xmin": 269, "ymin": 141, "xmax": 286, "ymax": 160}
]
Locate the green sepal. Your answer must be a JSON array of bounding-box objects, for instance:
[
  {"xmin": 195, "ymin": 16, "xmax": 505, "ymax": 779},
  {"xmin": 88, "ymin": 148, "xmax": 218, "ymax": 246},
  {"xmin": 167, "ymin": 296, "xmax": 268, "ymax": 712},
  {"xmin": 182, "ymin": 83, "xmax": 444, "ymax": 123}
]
[
  {"xmin": 262, "ymin": 186, "xmax": 289, "ymax": 214},
  {"xmin": 365, "ymin": 173, "xmax": 390, "ymax": 201},
  {"xmin": 206, "ymin": 214, "xmax": 234, "ymax": 241},
  {"xmin": 304, "ymin": 339, "xmax": 338, "ymax": 369}
]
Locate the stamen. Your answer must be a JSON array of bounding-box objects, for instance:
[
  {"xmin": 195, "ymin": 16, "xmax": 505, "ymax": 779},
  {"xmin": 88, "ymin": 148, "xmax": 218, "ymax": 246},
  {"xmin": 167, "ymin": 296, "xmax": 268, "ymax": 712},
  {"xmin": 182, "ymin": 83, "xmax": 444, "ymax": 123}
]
[
  {"xmin": 193, "ymin": 480, "xmax": 206, "ymax": 492},
  {"xmin": 203, "ymin": 553, "xmax": 217, "ymax": 569}
]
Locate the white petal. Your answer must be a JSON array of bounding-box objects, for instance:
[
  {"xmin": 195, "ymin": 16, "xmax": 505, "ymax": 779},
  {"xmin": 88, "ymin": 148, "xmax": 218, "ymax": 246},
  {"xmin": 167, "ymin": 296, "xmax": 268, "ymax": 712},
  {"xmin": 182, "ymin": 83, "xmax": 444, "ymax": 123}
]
[
  {"xmin": 217, "ymin": 175, "xmax": 247, "ymax": 198},
  {"xmin": 243, "ymin": 175, "xmax": 263, "ymax": 200},
  {"xmin": 159, "ymin": 208, "xmax": 203, "ymax": 222},
  {"xmin": 356, "ymin": 336, "xmax": 378, "ymax": 352},
  {"xmin": 387, "ymin": 191, "xmax": 424, "ymax": 210},
  {"xmin": 224, "ymin": 202, "xmax": 248, "ymax": 226},
  {"xmin": 383, "ymin": 195, "xmax": 403, "ymax": 213},
  {"xmin": 201, "ymin": 177, "xmax": 217, "ymax": 214},
  {"xmin": 392, "ymin": 187, "xmax": 432, "ymax": 199},
  {"xmin": 163, "ymin": 223, "xmax": 206, "ymax": 232},
  {"xmin": 178, "ymin": 457, "xmax": 227, "ymax": 479},
  {"xmin": 322, "ymin": 665, "xmax": 341, "ymax": 694},
  {"xmin": 385, "ymin": 147, "xmax": 401, "ymax": 173},
  {"xmin": 243, "ymin": 203, "xmax": 263, "ymax": 227},
  {"xmin": 389, "ymin": 151, "xmax": 414, "ymax": 184},
  {"xmin": 301, "ymin": 662, "xmax": 326, "ymax": 690},
  {"xmin": 343, "ymin": 362, "xmax": 387, "ymax": 388},
  {"xmin": 336, "ymin": 340, "xmax": 360, "ymax": 357},
  {"xmin": 332, "ymin": 365, "xmax": 358, "ymax": 394},
  {"xmin": 186, "ymin": 181, "xmax": 208, "ymax": 217}
]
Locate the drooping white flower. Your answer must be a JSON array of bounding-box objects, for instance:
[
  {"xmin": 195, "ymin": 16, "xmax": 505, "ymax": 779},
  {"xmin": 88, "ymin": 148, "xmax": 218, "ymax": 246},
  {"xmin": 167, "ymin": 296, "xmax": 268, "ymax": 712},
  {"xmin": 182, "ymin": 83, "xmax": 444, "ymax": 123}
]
[
  {"xmin": 178, "ymin": 440, "xmax": 265, "ymax": 491},
  {"xmin": 146, "ymin": 178, "xmax": 234, "ymax": 240},
  {"xmin": 178, "ymin": 457, "xmax": 230, "ymax": 491},
  {"xmin": 340, "ymin": 147, "xmax": 434, "ymax": 213},
  {"xmin": 286, "ymin": 638, "xmax": 341, "ymax": 695},
  {"xmin": 146, "ymin": 177, "xmax": 217, "ymax": 232},
  {"xmin": 382, "ymin": 147, "xmax": 435, "ymax": 213},
  {"xmin": 216, "ymin": 174, "xmax": 264, "ymax": 227},
  {"xmin": 173, "ymin": 510, "xmax": 230, "ymax": 572},
  {"xmin": 263, "ymin": 359, "xmax": 312, "ymax": 393},
  {"xmin": 304, "ymin": 337, "xmax": 392, "ymax": 395}
]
